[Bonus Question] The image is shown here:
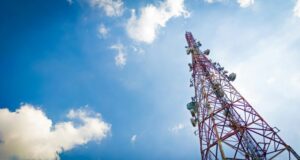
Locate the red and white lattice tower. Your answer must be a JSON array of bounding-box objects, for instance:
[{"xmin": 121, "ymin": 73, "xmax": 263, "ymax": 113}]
[{"xmin": 185, "ymin": 32, "xmax": 300, "ymax": 160}]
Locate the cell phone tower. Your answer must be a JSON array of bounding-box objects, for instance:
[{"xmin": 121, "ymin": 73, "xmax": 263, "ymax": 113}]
[{"xmin": 185, "ymin": 32, "xmax": 300, "ymax": 160}]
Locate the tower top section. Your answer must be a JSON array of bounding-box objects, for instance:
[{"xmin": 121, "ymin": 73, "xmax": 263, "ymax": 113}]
[{"xmin": 185, "ymin": 32, "xmax": 196, "ymax": 48}]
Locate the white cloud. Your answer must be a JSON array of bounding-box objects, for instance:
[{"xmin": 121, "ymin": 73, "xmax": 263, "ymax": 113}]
[
  {"xmin": 130, "ymin": 134, "xmax": 137, "ymax": 144},
  {"xmin": 294, "ymin": 0, "xmax": 300, "ymax": 17},
  {"xmin": 131, "ymin": 45, "xmax": 145, "ymax": 55},
  {"xmin": 204, "ymin": 0, "xmax": 214, "ymax": 3},
  {"xmin": 0, "ymin": 104, "xmax": 111, "ymax": 160},
  {"xmin": 237, "ymin": 0, "xmax": 254, "ymax": 8},
  {"xmin": 111, "ymin": 43, "xmax": 126, "ymax": 67},
  {"xmin": 126, "ymin": 0, "xmax": 190, "ymax": 43},
  {"xmin": 115, "ymin": 52, "xmax": 126, "ymax": 67},
  {"xmin": 170, "ymin": 123, "xmax": 185, "ymax": 133},
  {"xmin": 204, "ymin": 0, "xmax": 223, "ymax": 3},
  {"xmin": 98, "ymin": 23, "xmax": 109, "ymax": 38},
  {"xmin": 89, "ymin": 0, "xmax": 124, "ymax": 16},
  {"xmin": 204, "ymin": 0, "xmax": 254, "ymax": 8}
]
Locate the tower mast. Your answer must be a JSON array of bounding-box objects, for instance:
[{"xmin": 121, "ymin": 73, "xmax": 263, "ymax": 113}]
[{"xmin": 185, "ymin": 32, "xmax": 300, "ymax": 160}]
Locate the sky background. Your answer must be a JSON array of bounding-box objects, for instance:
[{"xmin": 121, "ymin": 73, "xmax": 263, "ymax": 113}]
[{"xmin": 0, "ymin": 0, "xmax": 300, "ymax": 159}]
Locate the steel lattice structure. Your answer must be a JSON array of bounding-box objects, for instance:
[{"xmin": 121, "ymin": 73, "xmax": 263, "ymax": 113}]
[{"xmin": 185, "ymin": 32, "xmax": 300, "ymax": 160}]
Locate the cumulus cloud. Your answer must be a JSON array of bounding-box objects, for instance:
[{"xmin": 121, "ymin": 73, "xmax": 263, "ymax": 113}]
[
  {"xmin": 170, "ymin": 123, "xmax": 185, "ymax": 133},
  {"xmin": 0, "ymin": 104, "xmax": 111, "ymax": 160},
  {"xmin": 98, "ymin": 23, "xmax": 109, "ymax": 38},
  {"xmin": 130, "ymin": 134, "xmax": 137, "ymax": 144},
  {"xmin": 89, "ymin": 0, "xmax": 124, "ymax": 16},
  {"xmin": 204, "ymin": 0, "xmax": 254, "ymax": 8},
  {"xmin": 294, "ymin": 0, "xmax": 300, "ymax": 17},
  {"xmin": 237, "ymin": 0, "xmax": 254, "ymax": 8},
  {"xmin": 126, "ymin": 0, "xmax": 190, "ymax": 43},
  {"xmin": 111, "ymin": 43, "xmax": 126, "ymax": 67}
]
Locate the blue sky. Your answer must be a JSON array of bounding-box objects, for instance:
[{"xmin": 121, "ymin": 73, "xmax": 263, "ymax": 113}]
[{"xmin": 0, "ymin": 0, "xmax": 300, "ymax": 159}]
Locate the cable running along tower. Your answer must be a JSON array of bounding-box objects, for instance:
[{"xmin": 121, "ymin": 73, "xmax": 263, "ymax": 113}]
[{"xmin": 185, "ymin": 32, "xmax": 300, "ymax": 160}]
